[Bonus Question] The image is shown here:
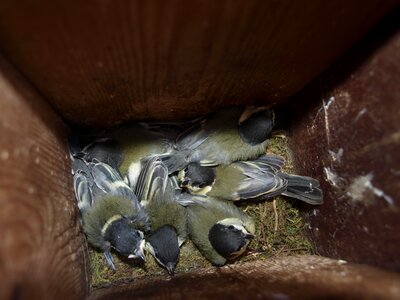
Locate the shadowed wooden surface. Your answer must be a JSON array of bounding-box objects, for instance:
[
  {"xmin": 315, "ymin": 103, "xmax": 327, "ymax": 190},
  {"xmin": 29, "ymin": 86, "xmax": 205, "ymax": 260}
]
[
  {"xmin": 289, "ymin": 11, "xmax": 400, "ymax": 271},
  {"xmin": 89, "ymin": 255, "xmax": 400, "ymax": 299},
  {"xmin": 0, "ymin": 0, "xmax": 396, "ymax": 127},
  {"xmin": 0, "ymin": 55, "xmax": 89, "ymax": 299}
]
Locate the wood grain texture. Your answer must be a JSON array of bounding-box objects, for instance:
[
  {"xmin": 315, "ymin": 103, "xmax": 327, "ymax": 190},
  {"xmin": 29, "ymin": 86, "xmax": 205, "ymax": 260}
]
[
  {"xmin": 288, "ymin": 11, "xmax": 400, "ymax": 271},
  {"xmin": 0, "ymin": 0, "xmax": 396, "ymax": 127},
  {"xmin": 0, "ymin": 55, "xmax": 89, "ymax": 299},
  {"xmin": 89, "ymin": 255, "xmax": 400, "ymax": 299}
]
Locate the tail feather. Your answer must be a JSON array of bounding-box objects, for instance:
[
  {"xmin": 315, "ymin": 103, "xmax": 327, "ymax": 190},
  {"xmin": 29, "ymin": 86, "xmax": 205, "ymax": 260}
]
[{"xmin": 279, "ymin": 173, "xmax": 323, "ymax": 205}]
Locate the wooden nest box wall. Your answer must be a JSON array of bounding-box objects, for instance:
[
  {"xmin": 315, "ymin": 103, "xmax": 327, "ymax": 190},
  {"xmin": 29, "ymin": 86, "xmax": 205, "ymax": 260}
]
[{"xmin": 0, "ymin": 1, "xmax": 399, "ymax": 299}]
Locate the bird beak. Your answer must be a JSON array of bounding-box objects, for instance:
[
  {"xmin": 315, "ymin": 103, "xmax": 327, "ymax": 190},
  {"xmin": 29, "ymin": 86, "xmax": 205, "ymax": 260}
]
[
  {"xmin": 245, "ymin": 233, "xmax": 255, "ymax": 240},
  {"xmin": 166, "ymin": 262, "xmax": 176, "ymax": 276}
]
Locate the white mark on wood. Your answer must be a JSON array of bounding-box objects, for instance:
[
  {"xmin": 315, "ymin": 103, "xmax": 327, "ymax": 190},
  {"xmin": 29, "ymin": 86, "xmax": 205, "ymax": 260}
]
[
  {"xmin": 324, "ymin": 166, "xmax": 342, "ymax": 188},
  {"xmin": 35, "ymin": 157, "xmax": 40, "ymax": 164},
  {"xmin": 354, "ymin": 108, "xmax": 367, "ymax": 123},
  {"xmin": 1, "ymin": 150, "xmax": 9, "ymax": 160},
  {"xmin": 347, "ymin": 173, "xmax": 394, "ymax": 206},
  {"xmin": 365, "ymin": 180, "xmax": 394, "ymax": 206},
  {"xmin": 328, "ymin": 148, "xmax": 343, "ymax": 164},
  {"xmin": 322, "ymin": 96, "xmax": 335, "ymax": 146},
  {"xmin": 310, "ymin": 106, "xmax": 324, "ymax": 133}
]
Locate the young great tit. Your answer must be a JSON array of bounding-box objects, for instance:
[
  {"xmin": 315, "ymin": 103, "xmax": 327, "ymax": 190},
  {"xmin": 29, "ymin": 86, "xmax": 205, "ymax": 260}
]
[
  {"xmin": 70, "ymin": 143, "xmax": 150, "ymax": 271},
  {"xmin": 177, "ymin": 195, "xmax": 255, "ymax": 266},
  {"xmin": 163, "ymin": 106, "xmax": 274, "ymax": 173},
  {"xmin": 135, "ymin": 157, "xmax": 188, "ymax": 275},
  {"xmin": 178, "ymin": 154, "xmax": 323, "ymax": 205}
]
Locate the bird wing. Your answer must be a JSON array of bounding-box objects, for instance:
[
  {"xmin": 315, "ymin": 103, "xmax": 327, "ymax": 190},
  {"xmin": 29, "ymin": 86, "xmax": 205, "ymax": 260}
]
[
  {"xmin": 90, "ymin": 161, "xmax": 140, "ymax": 207},
  {"xmin": 160, "ymin": 118, "xmax": 211, "ymax": 172},
  {"xmin": 255, "ymin": 154, "xmax": 285, "ymax": 171},
  {"xmin": 135, "ymin": 156, "xmax": 168, "ymax": 205},
  {"xmin": 73, "ymin": 170, "xmax": 93, "ymax": 213},
  {"xmin": 175, "ymin": 117, "xmax": 209, "ymax": 151},
  {"xmin": 279, "ymin": 173, "xmax": 323, "ymax": 205},
  {"xmin": 234, "ymin": 160, "xmax": 288, "ymax": 199}
]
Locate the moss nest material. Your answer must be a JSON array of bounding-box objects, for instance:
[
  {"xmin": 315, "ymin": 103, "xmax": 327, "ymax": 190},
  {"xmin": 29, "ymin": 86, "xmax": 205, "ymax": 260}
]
[{"xmin": 90, "ymin": 132, "xmax": 312, "ymax": 289}]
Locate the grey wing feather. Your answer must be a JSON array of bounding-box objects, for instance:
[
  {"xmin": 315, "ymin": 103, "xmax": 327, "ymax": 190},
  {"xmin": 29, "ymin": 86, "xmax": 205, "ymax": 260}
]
[
  {"xmin": 162, "ymin": 118, "xmax": 210, "ymax": 173},
  {"xmin": 135, "ymin": 157, "xmax": 168, "ymax": 203},
  {"xmin": 159, "ymin": 152, "xmax": 189, "ymax": 174},
  {"xmin": 169, "ymin": 175, "xmax": 181, "ymax": 191},
  {"xmin": 74, "ymin": 171, "xmax": 93, "ymax": 213},
  {"xmin": 90, "ymin": 162, "xmax": 140, "ymax": 206},
  {"xmin": 71, "ymin": 157, "xmax": 90, "ymax": 175},
  {"xmin": 175, "ymin": 193, "xmax": 208, "ymax": 207},
  {"xmin": 279, "ymin": 173, "xmax": 323, "ymax": 205},
  {"xmin": 255, "ymin": 154, "xmax": 285, "ymax": 171},
  {"xmin": 91, "ymin": 162, "xmax": 123, "ymax": 191},
  {"xmin": 235, "ymin": 161, "xmax": 288, "ymax": 199},
  {"xmin": 175, "ymin": 118, "xmax": 209, "ymax": 151}
]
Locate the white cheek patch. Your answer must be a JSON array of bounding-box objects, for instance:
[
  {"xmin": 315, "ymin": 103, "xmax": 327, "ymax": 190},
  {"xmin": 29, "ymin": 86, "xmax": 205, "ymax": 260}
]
[
  {"xmin": 191, "ymin": 185, "xmax": 212, "ymax": 196},
  {"xmin": 218, "ymin": 218, "xmax": 253, "ymax": 236},
  {"xmin": 178, "ymin": 237, "xmax": 186, "ymax": 247},
  {"xmin": 218, "ymin": 218, "xmax": 243, "ymax": 228},
  {"xmin": 145, "ymin": 242, "xmax": 166, "ymax": 268},
  {"xmin": 145, "ymin": 242, "xmax": 156, "ymax": 257}
]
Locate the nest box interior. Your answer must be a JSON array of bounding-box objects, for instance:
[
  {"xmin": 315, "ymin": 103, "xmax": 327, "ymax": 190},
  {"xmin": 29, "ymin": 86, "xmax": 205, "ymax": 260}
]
[{"xmin": 0, "ymin": 2, "xmax": 399, "ymax": 299}]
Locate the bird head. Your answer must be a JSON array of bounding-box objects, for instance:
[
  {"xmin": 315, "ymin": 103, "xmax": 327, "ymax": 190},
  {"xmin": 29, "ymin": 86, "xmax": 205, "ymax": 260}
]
[
  {"xmin": 103, "ymin": 215, "xmax": 146, "ymax": 261},
  {"xmin": 238, "ymin": 106, "xmax": 274, "ymax": 145},
  {"xmin": 178, "ymin": 162, "xmax": 216, "ymax": 195},
  {"xmin": 145, "ymin": 225, "xmax": 180, "ymax": 275},
  {"xmin": 208, "ymin": 218, "xmax": 254, "ymax": 261}
]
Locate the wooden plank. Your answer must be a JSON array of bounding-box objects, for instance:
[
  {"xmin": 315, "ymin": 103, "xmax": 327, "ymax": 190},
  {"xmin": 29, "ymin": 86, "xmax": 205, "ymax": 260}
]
[
  {"xmin": 0, "ymin": 54, "xmax": 89, "ymax": 299},
  {"xmin": 0, "ymin": 0, "xmax": 396, "ymax": 127},
  {"xmin": 288, "ymin": 11, "xmax": 400, "ymax": 271},
  {"xmin": 89, "ymin": 255, "xmax": 400, "ymax": 299}
]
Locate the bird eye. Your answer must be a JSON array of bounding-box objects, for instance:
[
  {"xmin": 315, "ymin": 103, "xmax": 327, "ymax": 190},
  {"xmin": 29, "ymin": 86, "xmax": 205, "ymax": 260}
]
[
  {"xmin": 198, "ymin": 183, "xmax": 205, "ymax": 188},
  {"xmin": 182, "ymin": 180, "xmax": 189, "ymax": 186},
  {"xmin": 228, "ymin": 225, "xmax": 234, "ymax": 230}
]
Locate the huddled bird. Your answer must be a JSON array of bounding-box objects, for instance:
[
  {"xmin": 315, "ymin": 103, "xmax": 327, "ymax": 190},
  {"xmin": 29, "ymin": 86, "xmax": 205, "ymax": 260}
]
[
  {"xmin": 177, "ymin": 194, "xmax": 255, "ymax": 266},
  {"xmin": 178, "ymin": 154, "xmax": 323, "ymax": 205},
  {"xmin": 70, "ymin": 141, "xmax": 150, "ymax": 271},
  {"xmin": 69, "ymin": 105, "xmax": 323, "ymax": 274},
  {"xmin": 135, "ymin": 156, "xmax": 188, "ymax": 275},
  {"xmin": 162, "ymin": 106, "xmax": 275, "ymax": 172}
]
